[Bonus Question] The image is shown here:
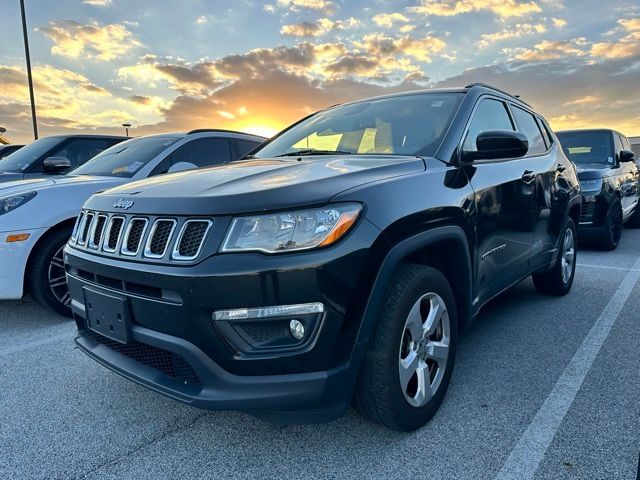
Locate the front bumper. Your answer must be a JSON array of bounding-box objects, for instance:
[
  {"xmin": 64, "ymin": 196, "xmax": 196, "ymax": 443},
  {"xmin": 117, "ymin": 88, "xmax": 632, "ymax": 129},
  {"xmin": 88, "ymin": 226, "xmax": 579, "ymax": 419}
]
[
  {"xmin": 65, "ymin": 219, "xmax": 382, "ymax": 418},
  {"xmin": 0, "ymin": 227, "xmax": 45, "ymax": 299}
]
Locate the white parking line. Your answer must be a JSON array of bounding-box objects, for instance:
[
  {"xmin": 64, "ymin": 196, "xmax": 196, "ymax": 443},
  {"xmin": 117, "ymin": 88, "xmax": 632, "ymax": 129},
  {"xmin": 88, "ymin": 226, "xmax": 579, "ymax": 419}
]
[
  {"xmin": 577, "ymin": 263, "xmax": 640, "ymax": 272},
  {"xmin": 0, "ymin": 332, "xmax": 70, "ymax": 358},
  {"xmin": 495, "ymin": 255, "xmax": 640, "ymax": 480}
]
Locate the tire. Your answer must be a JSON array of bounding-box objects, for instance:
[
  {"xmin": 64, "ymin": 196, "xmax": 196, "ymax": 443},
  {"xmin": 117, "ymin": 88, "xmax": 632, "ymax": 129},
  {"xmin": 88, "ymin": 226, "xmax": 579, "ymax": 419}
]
[
  {"xmin": 27, "ymin": 227, "xmax": 73, "ymax": 317},
  {"xmin": 354, "ymin": 264, "xmax": 458, "ymax": 431},
  {"xmin": 597, "ymin": 200, "xmax": 623, "ymax": 250},
  {"xmin": 626, "ymin": 200, "xmax": 640, "ymax": 228},
  {"xmin": 532, "ymin": 218, "xmax": 576, "ymax": 296}
]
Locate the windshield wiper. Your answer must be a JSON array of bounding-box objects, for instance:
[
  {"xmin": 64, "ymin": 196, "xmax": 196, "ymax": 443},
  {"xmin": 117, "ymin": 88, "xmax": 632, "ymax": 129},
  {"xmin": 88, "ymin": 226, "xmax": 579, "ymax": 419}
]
[{"xmin": 275, "ymin": 149, "xmax": 352, "ymax": 157}]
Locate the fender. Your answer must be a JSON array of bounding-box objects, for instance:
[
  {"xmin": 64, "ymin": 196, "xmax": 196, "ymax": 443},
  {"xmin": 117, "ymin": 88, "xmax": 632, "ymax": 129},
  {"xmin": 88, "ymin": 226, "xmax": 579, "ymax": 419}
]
[{"xmin": 353, "ymin": 225, "xmax": 473, "ymax": 350}]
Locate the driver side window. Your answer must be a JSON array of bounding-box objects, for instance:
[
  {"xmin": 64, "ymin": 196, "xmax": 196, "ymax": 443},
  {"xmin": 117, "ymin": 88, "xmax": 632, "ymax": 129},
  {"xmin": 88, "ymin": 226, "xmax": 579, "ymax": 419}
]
[{"xmin": 463, "ymin": 99, "xmax": 514, "ymax": 152}]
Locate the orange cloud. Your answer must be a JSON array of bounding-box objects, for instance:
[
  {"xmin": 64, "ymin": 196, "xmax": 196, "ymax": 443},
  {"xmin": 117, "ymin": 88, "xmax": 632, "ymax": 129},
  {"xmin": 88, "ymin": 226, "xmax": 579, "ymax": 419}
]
[{"xmin": 411, "ymin": 0, "xmax": 542, "ymax": 18}]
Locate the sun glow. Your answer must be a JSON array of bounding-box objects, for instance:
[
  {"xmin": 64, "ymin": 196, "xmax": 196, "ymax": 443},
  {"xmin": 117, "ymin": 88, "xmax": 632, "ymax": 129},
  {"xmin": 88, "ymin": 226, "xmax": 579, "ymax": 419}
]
[{"xmin": 241, "ymin": 124, "xmax": 280, "ymax": 139}]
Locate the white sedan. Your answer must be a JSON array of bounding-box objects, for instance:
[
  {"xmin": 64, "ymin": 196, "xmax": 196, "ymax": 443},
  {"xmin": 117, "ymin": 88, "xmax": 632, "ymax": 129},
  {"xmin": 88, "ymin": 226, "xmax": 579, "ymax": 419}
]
[{"xmin": 0, "ymin": 130, "xmax": 265, "ymax": 315}]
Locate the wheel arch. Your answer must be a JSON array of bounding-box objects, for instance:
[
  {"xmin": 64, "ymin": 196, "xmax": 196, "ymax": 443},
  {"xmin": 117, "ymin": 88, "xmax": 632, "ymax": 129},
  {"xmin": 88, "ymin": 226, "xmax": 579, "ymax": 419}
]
[
  {"xmin": 355, "ymin": 225, "xmax": 473, "ymax": 349},
  {"xmin": 23, "ymin": 218, "xmax": 76, "ymax": 293}
]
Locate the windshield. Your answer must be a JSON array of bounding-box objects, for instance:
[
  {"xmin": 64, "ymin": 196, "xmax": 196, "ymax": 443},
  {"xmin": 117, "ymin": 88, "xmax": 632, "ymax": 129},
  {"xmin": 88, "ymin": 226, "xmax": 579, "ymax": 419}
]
[
  {"xmin": 0, "ymin": 137, "xmax": 62, "ymax": 172},
  {"xmin": 557, "ymin": 131, "xmax": 614, "ymax": 165},
  {"xmin": 71, "ymin": 136, "xmax": 179, "ymax": 178},
  {"xmin": 253, "ymin": 93, "xmax": 463, "ymax": 159}
]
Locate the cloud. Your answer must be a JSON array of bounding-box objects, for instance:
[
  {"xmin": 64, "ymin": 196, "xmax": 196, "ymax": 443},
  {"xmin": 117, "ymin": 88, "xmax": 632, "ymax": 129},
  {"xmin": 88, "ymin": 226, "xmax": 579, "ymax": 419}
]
[
  {"xmin": 195, "ymin": 16, "xmax": 208, "ymax": 25},
  {"xmin": 590, "ymin": 17, "xmax": 640, "ymax": 59},
  {"xmin": 82, "ymin": 0, "xmax": 113, "ymax": 5},
  {"xmin": 276, "ymin": 0, "xmax": 334, "ymax": 14},
  {"xmin": 503, "ymin": 38, "xmax": 588, "ymax": 61},
  {"xmin": 355, "ymin": 33, "xmax": 447, "ymax": 62},
  {"xmin": 479, "ymin": 23, "xmax": 547, "ymax": 47},
  {"xmin": 372, "ymin": 13, "xmax": 411, "ymax": 28},
  {"xmin": 280, "ymin": 17, "xmax": 361, "ymax": 36},
  {"xmin": 411, "ymin": 0, "xmax": 542, "ymax": 18},
  {"xmin": 552, "ymin": 17, "xmax": 567, "ymax": 28},
  {"xmin": 37, "ymin": 20, "xmax": 141, "ymax": 61}
]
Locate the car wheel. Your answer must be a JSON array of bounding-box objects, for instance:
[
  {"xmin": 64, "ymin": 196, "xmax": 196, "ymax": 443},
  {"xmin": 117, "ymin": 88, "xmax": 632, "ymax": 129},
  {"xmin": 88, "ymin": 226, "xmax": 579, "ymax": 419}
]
[
  {"xmin": 533, "ymin": 218, "xmax": 576, "ymax": 296},
  {"xmin": 598, "ymin": 200, "xmax": 623, "ymax": 250},
  {"xmin": 626, "ymin": 200, "xmax": 640, "ymax": 228},
  {"xmin": 28, "ymin": 227, "xmax": 73, "ymax": 317},
  {"xmin": 354, "ymin": 264, "xmax": 457, "ymax": 431}
]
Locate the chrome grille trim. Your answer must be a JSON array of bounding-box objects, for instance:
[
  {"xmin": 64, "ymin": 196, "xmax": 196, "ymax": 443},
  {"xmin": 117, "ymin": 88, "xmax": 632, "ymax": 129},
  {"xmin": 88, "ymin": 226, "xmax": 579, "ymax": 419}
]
[
  {"xmin": 171, "ymin": 220, "xmax": 212, "ymax": 261},
  {"xmin": 102, "ymin": 216, "xmax": 125, "ymax": 253},
  {"xmin": 143, "ymin": 219, "xmax": 177, "ymax": 259},
  {"xmin": 120, "ymin": 218, "xmax": 149, "ymax": 256},
  {"xmin": 70, "ymin": 211, "xmax": 85, "ymax": 244},
  {"xmin": 78, "ymin": 212, "xmax": 95, "ymax": 246},
  {"xmin": 88, "ymin": 214, "xmax": 108, "ymax": 250}
]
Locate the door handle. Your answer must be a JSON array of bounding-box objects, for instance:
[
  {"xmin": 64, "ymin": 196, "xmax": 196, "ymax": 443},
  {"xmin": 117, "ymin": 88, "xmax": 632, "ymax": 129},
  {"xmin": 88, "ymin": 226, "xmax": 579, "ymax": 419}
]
[
  {"xmin": 557, "ymin": 164, "xmax": 567, "ymax": 172},
  {"xmin": 521, "ymin": 170, "xmax": 536, "ymax": 184}
]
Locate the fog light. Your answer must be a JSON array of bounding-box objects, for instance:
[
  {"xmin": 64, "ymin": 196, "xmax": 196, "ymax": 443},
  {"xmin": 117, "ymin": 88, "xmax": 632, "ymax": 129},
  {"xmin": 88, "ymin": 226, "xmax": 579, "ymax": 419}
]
[{"xmin": 289, "ymin": 319, "xmax": 305, "ymax": 340}]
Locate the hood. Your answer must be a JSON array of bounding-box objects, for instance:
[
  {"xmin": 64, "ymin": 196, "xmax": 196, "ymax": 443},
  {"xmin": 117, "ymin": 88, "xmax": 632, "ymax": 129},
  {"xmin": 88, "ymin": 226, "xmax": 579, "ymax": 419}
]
[
  {"xmin": 575, "ymin": 163, "xmax": 614, "ymax": 180},
  {"xmin": 88, "ymin": 155, "xmax": 425, "ymax": 215},
  {"xmin": 0, "ymin": 172, "xmax": 25, "ymax": 183},
  {"xmin": 0, "ymin": 175, "xmax": 125, "ymax": 197}
]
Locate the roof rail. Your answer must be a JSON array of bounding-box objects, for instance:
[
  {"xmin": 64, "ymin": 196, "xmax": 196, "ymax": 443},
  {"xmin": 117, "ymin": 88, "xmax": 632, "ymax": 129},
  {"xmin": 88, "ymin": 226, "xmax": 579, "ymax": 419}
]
[
  {"xmin": 464, "ymin": 83, "xmax": 532, "ymax": 107},
  {"xmin": 187, "ymin": 128, "xmax": 261, "ymax": 136}
]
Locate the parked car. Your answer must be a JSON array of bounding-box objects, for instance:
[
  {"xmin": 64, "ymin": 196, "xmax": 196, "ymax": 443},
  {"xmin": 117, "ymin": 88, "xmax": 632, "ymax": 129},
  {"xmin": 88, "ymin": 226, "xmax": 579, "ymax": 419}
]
[
  {"xmin": 0, "ymin": 144, "xmax": 24, "ymax": 159},
  {"xmin": 0, "ymin": 134, "xmax": 127, "ymax": 183},
  {"xmin": 0, "ymin": 129, "xmax": 265, "ymax": 315},
  {"xmin": 66, "ymin": 84, "xmax": 581, "ymax": 431},
  {"xmin": 556, "ymin": 129, "xmax": 640, "ymax": 250}
]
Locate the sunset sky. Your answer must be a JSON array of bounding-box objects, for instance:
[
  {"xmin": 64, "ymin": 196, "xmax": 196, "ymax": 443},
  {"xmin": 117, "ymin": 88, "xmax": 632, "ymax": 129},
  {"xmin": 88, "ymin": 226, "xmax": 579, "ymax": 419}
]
[{"xmin": 1, "ymin": 0, "xmax": 639, "ymax": 143}]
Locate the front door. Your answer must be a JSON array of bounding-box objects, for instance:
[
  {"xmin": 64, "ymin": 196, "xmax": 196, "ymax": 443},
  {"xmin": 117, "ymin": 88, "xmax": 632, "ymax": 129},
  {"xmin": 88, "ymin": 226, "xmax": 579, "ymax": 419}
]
[{"xmin": 464, "ymin": 97, "xmax": 536, "ymax": 306}]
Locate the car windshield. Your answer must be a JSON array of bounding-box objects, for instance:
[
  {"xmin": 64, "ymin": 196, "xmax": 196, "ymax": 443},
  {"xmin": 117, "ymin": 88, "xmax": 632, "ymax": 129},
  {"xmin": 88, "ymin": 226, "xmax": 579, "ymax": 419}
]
[
  {"xmin": 557, "ymin": 131, "xmax": 614, "ymax": 165},
  {"xmin": 0, "ymin": 136, "xmax": 62, "ymax": 172},
  {"xmin": 71, "ymin": 136, "xmax": 179, "ymax": 178},
  {"xmin": 253, "ymin": 93, "xmax": 463, "ymax": 159}
]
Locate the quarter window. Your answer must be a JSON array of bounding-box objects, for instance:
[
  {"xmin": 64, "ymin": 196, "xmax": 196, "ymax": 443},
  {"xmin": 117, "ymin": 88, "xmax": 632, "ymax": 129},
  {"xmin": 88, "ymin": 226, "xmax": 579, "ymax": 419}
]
[
  {"xmin": 463, "ymin": 99, "xmax": 514, "ymax": 152},
  {"xmin": 511, "ymin": 106, "xmax": 546, "ymax": 155}
]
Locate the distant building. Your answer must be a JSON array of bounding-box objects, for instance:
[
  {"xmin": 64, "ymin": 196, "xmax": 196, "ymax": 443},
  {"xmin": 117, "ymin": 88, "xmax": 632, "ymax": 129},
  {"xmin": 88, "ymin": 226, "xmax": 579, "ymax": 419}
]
[{"xmin": 631, "ymin": 136, "xmax": 640, "ymax": 159}]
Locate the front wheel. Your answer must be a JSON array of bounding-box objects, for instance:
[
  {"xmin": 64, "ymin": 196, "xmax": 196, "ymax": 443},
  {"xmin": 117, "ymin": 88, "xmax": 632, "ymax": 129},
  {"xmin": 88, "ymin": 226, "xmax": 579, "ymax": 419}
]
[
  {"xmin": 354, "ymin": 264, "xmax": 458, "ymax": 431},
  {"xmin": 533, "ymin": 218, "xmax": 577, "ymax": 296},
  {"xmin": 27, "ymin": 227, "xmax": 73, "ymax": 317}
]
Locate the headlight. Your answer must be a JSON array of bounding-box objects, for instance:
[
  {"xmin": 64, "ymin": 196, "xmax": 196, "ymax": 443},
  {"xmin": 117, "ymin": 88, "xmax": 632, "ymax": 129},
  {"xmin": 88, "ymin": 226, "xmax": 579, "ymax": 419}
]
[
  {"xmin": 0, "ymin": 191, "xmax": 36, "ymax": 215},
  {"xmin": 221, "ymin": 203, "xmax": 362, "ymax": 253},
  {"xmin": 579, "ymin": 179, "xmax": 602, "ymax": 192}
]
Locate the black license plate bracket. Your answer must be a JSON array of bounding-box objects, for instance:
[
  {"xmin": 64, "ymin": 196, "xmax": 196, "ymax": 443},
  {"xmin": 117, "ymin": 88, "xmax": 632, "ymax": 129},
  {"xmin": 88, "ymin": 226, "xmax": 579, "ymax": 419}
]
[{"xmin": 84, "ymin": 287, "xmax": 131, "ymax": 344}]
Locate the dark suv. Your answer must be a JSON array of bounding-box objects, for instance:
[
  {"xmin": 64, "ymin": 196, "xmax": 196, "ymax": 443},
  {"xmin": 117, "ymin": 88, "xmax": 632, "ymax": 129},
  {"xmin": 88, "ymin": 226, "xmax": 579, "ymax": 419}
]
[
  {"xmin": 556, "ymin": 129, "xmax": 640, "ymax": 249},
  {"xmin": 65, "ymin": 84, "xmax": 581, "ymax": 431},
  {"xmin": 0, "ymin": 134, "xmax": 126, "ymax": 182}
]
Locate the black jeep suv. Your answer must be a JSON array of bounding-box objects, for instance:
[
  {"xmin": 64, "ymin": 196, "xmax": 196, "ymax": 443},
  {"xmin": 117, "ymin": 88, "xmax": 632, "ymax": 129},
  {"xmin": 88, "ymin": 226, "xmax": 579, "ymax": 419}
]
[
  {"xmin": 556, "ymin": 129, "xmax": 640, "ymax": 250},
  {"xmin": 65, "ymin": 84, "xmax": 581, "ymax": 431}
]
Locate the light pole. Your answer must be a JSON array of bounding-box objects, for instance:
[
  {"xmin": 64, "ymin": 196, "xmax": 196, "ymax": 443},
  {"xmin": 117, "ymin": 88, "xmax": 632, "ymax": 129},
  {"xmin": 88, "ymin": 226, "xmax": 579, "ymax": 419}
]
[
  {"xmin": 19, "ymin": 0, "xmax": 38, "ymax": 140},
  {"xmin": 122, "ymin": 123, "xmax": 132, "ymax": 137}
]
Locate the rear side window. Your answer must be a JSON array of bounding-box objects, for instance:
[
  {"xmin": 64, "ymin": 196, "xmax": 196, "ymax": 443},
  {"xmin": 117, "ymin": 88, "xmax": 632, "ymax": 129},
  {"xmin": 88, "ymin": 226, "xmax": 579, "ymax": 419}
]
[
  {"xmin": 614, "ymin": 133, "xmax": 623, "ymax": 156},
  {"xmin": 511, "ymin": 106, "xmax": 546, "ymax": 155},
  {"xmin": 169, "ymin": 138, "xmax": 232, "ymax": 168},
  {"xmin": 536, "ymin": 117, "xmax": 552, "ymax": 149},
  {"xmin": 463, "ymin": 99, "xmax": 514, "ymax": 152},
  {"xmin": 236, "ymin": 139, "xmax": 262, "ymax": 158}
]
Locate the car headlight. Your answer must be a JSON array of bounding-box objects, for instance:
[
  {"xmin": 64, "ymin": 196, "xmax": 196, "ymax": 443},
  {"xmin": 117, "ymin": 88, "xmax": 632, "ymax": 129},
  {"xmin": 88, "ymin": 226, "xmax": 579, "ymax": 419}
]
[
  {"xmin": 0, "ymin": 191, "xmax": 36, "ymax": 215},
  {"xmin": 579, "ymin": 179, "xmax": 602, "ymax": 192},
  {"xmin": 221, "ymin": 203, "xmax": 362, "ymax": 253}
]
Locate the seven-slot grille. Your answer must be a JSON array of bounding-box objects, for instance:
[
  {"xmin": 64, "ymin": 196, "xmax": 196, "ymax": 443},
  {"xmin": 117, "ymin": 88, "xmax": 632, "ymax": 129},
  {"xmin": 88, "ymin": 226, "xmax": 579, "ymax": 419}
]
[{"xmin": 71, "ymin": 211, "xmax": 212, "ymax": 262}]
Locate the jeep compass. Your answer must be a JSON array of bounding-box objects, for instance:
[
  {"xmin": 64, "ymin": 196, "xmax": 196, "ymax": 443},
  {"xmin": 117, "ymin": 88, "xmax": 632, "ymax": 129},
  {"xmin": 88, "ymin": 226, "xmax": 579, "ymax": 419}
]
[{"xmin": 65, "ymin": 84, "xmax": 581, "ymax": 431}]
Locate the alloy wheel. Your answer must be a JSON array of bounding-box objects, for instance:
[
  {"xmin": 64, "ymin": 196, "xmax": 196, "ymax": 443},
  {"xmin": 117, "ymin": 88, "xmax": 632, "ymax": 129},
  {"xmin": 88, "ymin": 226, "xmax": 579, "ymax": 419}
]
[
  {"xmin": 48, "ymin": 245, "xmax": 70, "ymax": 308},
  {"xmin": 561, "ymin": 227, "xmax": 575, "ymax": 284},
  {"xmin": 398, "ymin": 292, "xmax": 450, "ymax": 408}
]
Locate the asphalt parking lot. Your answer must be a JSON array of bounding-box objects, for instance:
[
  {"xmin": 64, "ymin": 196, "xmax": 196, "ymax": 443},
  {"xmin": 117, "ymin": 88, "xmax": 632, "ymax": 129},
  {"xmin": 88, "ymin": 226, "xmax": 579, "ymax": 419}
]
[{"xmin": 1, "ymin": 231, "xmax": 639, "ymax": 480}]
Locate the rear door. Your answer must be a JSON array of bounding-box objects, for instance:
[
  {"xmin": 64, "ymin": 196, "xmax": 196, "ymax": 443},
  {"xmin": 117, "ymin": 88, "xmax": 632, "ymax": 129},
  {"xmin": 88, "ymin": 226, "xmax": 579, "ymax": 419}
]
[
  {"xmin": 616, "ymin": 133, "xmax": 639, "ymax": 218},
  {"xmin": 464, "ymin": 97, "xmax": 536, "ymax": 304},
  {"xmin": 509, "ymin": 105, "xmax": 566, "ymax": 270}
]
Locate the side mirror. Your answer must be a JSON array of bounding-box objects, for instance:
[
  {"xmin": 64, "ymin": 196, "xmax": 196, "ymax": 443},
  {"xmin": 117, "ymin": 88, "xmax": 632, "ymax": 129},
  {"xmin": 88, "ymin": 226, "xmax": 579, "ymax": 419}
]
[
  {"xmin": 167, "ymin": 161, "xmax": 197, "ymax": 173},
  {"xmin": 462, "ymin": 130, "xmax": 529, "ymax": 162},
  {"xmin": 619, "ymin": 150, "xmax": 635, "ymax": 163},
  {"xmin": 43, "ymin": 156, "xmax": 71, "ymax": 172}
]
